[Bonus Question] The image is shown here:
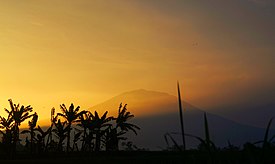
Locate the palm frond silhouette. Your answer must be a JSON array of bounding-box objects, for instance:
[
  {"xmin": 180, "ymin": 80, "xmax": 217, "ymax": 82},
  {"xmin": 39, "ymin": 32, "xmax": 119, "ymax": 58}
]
[
  {"xmin": 5, "ymin": 99, "xmax": 34, "ymax": 156},
  {"xmin": 57, "ymin": 103, "xmax": 87, "ymax": 152},
  {"xmin": 90, "ymin": 111, "xmax": 113, "ymax": 151},
  {"xmin": 105, "ymin": 103, "xmax": 140, "ymax": 151},
  {"xmin": 0, "ymin": 99, "xmax": 141, "ymax": 159},
  {"xmin": 21, "ymin": 112, "xmax": 38, "ymax": 153}
]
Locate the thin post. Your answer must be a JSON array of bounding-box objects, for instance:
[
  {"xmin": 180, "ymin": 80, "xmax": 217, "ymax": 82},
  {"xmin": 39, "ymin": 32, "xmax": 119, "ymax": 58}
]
[{"xmin": 177, "ymin": 81, "xmax": 186, "ymax": 150}]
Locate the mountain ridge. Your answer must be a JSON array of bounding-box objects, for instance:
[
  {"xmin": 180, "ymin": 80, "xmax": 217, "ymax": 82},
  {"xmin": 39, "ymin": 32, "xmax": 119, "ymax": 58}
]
[
  {"xmin": 88, "ymin": 89, "xmax": 180, "ymax": 117},
  {"xmin": 36, "ymin": 89, "xmax": 273, "ymax": 150},
  {"xmin": 87, "ymin": 89, "xmax": 271, "ymax": 150}
]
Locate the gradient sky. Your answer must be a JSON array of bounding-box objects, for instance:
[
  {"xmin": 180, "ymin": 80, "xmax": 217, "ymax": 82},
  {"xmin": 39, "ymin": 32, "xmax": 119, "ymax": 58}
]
[{"xmin": 0, "ymin": 0, "xmax": 274, "ymax": 122}]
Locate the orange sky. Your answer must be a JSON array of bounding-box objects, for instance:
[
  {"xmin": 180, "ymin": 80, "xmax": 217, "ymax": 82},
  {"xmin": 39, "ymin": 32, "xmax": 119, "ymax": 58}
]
[{"xmin": 0, "ymin": 0, "xmax": 274, "ymax": 124}]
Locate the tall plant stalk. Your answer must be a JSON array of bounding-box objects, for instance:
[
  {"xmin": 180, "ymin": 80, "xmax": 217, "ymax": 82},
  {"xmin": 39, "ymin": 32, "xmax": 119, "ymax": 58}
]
[
  {"xmin": 45, "ymin": 108, "xmax": 55, "ymax": 150},
  {"xmin": 177, "ymin": 81, "xmax": 186, "ymax": 151},
  {"xmin": 204, "ymin": 112, "xmax": 210, "ymax": 149}
]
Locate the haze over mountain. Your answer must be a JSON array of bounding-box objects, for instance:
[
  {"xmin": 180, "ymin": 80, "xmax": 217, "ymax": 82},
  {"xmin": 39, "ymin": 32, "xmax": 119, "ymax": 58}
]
[
  {"xmin": 89, "ymin": 89, "xmax": 178, "ymax": 117},
  {"xmin": 89, "ymin": 89, "xmax": 271, "ymax": 150}
]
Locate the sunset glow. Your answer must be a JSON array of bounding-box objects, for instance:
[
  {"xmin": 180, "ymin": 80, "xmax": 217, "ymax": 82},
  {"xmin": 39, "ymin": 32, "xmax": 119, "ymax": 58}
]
[{"xmin": 0, "ymin": 0, "xmax": 274, "ymax": 126}]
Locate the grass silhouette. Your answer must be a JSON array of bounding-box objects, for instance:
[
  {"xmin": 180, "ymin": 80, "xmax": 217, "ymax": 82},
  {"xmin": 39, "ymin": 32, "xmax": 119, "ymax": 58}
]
[{"xmin": 177, "ymin": 81, "xmax": 186, "ymax": 151}]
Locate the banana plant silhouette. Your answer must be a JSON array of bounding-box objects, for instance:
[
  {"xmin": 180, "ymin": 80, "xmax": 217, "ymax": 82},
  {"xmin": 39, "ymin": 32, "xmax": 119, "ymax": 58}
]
[
  {"xmin": 45, "ymin": 108, "xmax": 55, "ymax": 150},
  {"xmin": 106, "ymin": 103, "xmax": 140, "ymax": 151},
  {"xmin": 21, "ymin": 112, "xmax": 38, "ymax": 154},
  {"xmin": 90, "ymin": 111, "xmax": 113, "ymax": 151},
  {"xmin": 6, "ymin": 99, "xmax": 34, "ymax": 156},
  {"xmin": 0, "ymin": 111, "xmax": 14, "ymax": 154},
  {"xmin": 52, "ymin": 118, "xmax": 70, "ymax": 152},
  {"xmin": 116, "ymin": 104, "xmax": 140, "ymax": 135},
  {"xmin": 57, "ymin": 103, "xmax": 87, "ymax": 152},
  {"xmin": 77, "ymin": 112, "xmax": 93, "ymax": 151},
  {"xmin": 35, "ymin": 125, "xmax": 52, "ymax": 153},
  {"xmin": 72, "ymin": 131, "xmax": 82, "ymax": 151}
]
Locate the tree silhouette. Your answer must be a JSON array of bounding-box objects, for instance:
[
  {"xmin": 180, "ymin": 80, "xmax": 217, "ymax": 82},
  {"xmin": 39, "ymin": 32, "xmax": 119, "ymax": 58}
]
[
  {"xmin": 106, "ymin": 103, "xmax": 140, "ymax": 151},
  {"xmin": 116, "ymin": 104, "xmax": 140, "ymax": 135},
  {"xmin": 57, "ymin": 103, "xmax": 87, "ymax": 152},
  {"xmin": 35, "ymin": 125, "xmax": 52, "ymax": 153},
  {"xmin": 52, "ymin": 117, "xmax": 70, "ymax": 152},
  {"xmin": 90, "ymin": 111, "xmax": 113, "ymax": 151},
  {"xmin": 72, "ymin": 131, "xmax": 82, "ymax": 151},
  {"xmin": 0, "ymin": 99, "xmax": 140, "ymax": 157},
  {"xmin": 6, "ymin": 99, "xmax": 34, "ymax": 156},
  {"xmin": 45, "ymin": 107, "xmax": 55, "ymax": 151},
  {"xmin": 0, "ymin": 112, "xmax": 14, "ymax": 155},
  {"xmin": 77, "ymin": 111, "xmax": 93, "ymax": 151},
  {"xmin": 21, "ymin": 112, "xmax": 38, "ymax": 153}
]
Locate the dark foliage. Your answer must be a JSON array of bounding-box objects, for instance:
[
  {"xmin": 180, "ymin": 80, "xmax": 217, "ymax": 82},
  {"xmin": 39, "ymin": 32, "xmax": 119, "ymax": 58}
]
[
  {"xmin": 0, "ymin": 99, "xmax": 140, "ymax": 159},
  {"xmin": 0, "ymin": 98, "xmax": 274, "ymax": 164}
]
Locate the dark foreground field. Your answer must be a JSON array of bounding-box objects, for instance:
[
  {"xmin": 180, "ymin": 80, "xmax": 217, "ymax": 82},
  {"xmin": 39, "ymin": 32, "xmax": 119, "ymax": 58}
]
[{"xmin": 0, "ymin": 150, "xmax": 275, "ymax": 164}]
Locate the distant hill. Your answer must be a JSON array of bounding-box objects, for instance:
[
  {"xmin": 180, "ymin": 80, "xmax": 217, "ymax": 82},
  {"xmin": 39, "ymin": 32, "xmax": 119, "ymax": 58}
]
[
  {"xmin": 89, "ymin": 89, "xmax": 179, "ymax": 117},
  {"xmin": 89, "ymin": 89, "xmax": 270, "ymax": 150}
]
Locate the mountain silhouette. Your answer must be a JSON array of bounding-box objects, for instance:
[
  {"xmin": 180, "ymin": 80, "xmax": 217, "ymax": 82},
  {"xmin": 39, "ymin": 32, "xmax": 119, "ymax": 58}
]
[
  {"xmin": 89, "ymin": 89, "xmax": 179, "ymax": 117},
  {"xmin": 89, "ymin": 89, "xmax": 270, "ymax": 150}
]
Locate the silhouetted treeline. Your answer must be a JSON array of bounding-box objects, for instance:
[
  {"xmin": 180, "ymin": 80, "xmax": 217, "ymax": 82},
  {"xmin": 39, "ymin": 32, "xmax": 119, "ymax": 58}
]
[
  {"xmin": 0, "ymin": 99, "xmax": 140, "ymax": 158},
  {"xmin": 0, "ymin": 98, "xmax": 275, "ymax": 164}
]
